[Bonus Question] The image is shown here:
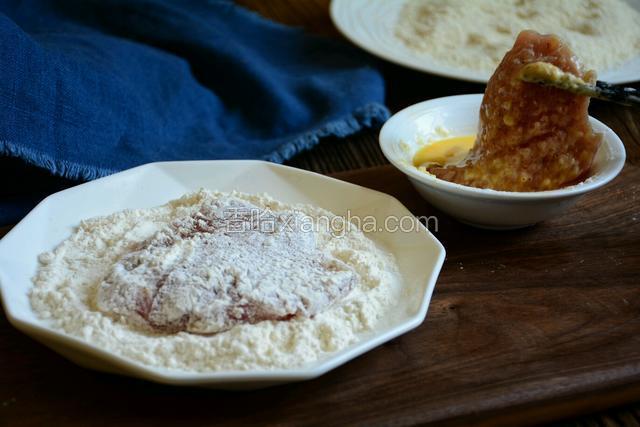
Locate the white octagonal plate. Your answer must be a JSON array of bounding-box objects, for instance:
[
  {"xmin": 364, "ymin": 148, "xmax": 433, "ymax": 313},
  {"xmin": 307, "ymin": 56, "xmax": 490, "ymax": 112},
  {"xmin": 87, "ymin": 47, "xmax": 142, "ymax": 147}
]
[{"xmin": 0, "ymin": 160, "xmax": 445, "ymax": 389}]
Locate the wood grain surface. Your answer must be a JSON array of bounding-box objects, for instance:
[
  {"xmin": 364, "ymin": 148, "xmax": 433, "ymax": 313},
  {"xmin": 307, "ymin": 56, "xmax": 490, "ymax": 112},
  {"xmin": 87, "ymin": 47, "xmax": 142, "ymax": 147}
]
[
  {"xmin": 331, "ymin": 164, "xmax": 640, "ymax": 426},
  {"xmin": 2, "ymin": 1, "xmax": 640, "ymax": 426}
]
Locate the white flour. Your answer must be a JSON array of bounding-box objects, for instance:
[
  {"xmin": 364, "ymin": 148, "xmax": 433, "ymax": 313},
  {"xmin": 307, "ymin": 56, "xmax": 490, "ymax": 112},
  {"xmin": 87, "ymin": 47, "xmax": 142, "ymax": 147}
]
[
  {"xmin": 30, "ymin": 190, "xmax": 402, "ymax": 372},
  {"xmin": 395, "ymin": 0, "xmax": 640, "ymax": 72}
]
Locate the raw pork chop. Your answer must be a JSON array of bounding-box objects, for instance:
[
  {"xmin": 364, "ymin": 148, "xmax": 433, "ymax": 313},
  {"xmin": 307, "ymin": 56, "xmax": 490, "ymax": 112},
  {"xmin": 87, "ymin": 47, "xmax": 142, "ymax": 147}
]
[
  {"xmin": 428, "ymin": 30, "xmax": 602, "ymax": 191},
  {"xmin": 95, "ymin": 197, "xmax": 356, "ymax": 335}
]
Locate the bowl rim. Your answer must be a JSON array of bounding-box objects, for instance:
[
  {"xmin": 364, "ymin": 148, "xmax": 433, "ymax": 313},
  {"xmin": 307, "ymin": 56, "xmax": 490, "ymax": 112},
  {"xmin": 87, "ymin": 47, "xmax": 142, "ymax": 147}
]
[{"xmin": 379, "ymin": 94, "xmax": 627, "ymax": 201}]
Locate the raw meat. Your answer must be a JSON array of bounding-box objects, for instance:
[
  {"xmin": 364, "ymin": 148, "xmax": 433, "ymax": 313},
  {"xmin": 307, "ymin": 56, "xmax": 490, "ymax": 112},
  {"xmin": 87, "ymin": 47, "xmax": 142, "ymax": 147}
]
[
  {"xmin": 428, "ymin": 30, "xmax": 602, "ymax": 191},
  {"xmin": 94, "ymin": 197, "xmax": 356, "ymax": 335}
]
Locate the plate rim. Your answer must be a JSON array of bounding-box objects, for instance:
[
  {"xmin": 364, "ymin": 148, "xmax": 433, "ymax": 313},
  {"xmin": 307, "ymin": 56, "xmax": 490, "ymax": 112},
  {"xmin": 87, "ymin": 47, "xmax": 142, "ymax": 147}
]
[
  {"xmin": 0, "ymin": 159, "xmax": 446, "ymax": 386},
  {"xmin": 330, "ymin": 0, "xmax": 640, "ymax": 84}
]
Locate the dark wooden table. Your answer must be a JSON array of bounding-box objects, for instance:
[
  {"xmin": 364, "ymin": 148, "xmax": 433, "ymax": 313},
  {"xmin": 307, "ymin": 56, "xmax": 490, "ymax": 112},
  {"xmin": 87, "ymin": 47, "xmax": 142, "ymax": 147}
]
[{"xmin": 2, "ymin": 1, "xmax": 640, "ymax": 426}]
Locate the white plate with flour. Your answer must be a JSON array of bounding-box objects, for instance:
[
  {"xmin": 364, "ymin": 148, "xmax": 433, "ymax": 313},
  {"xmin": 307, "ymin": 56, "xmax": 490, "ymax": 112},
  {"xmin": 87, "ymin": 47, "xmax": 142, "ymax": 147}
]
[
  {"xmin": 330, "ymin": 0, "xmax": 640, "ymax": 84},
  {"xmin": 0, "ymin": 160, "xmax": 445, "ymax": 389}
]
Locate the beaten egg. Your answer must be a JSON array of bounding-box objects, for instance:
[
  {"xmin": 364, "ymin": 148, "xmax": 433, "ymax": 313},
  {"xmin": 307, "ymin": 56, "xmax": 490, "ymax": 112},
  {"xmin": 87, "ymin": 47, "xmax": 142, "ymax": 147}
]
[{"xmin": 413, "ymin": 135, "xmax": 475, "ymax": 167}]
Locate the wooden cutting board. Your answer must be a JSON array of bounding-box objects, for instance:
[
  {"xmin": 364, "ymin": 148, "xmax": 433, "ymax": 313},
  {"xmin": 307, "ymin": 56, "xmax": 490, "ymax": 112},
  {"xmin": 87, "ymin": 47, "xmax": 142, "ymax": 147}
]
[
  {"xmin": 1, "ymin": 164, "xmax": 639, "ymax": 427},
  {"xmin": 328, "ymin": 163, "xmax": 640, "ymax": 426}
]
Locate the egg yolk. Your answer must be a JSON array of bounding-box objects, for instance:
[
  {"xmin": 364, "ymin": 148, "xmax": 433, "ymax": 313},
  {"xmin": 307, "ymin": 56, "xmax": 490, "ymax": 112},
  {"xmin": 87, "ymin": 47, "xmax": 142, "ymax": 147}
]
[{"xmin": 413, "ymin": 135, "xmax": 476, "ymax": 167}]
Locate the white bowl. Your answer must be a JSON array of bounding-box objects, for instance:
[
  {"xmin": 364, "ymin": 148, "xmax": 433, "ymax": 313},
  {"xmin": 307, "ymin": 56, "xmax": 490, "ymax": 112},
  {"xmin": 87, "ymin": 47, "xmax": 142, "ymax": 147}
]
[
  {"xmin": 379, "ymin": 94, "xmax": 627, "ymax": 229},
  {"xmin": 0, "ymin": 160, "xmax": 445, "ymax": 389}
]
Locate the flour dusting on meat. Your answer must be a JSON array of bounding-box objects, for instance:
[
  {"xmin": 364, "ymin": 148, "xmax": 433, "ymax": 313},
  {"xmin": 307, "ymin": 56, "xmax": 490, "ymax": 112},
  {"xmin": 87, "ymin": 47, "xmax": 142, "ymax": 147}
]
[
  {"xmin": 30, "ymin": 190, "xmax": 402, "ymax": 372},
  {"xmin": 95, "ymin": 197, "xmax": 356, "ymax": 334}
]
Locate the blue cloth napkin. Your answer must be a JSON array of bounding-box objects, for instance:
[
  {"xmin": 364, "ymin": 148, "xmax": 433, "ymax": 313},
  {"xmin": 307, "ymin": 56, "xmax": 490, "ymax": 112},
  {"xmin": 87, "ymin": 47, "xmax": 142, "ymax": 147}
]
[{"xmin": 0, "ymin": 0, "xmax": 388, "ymax": 225}]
